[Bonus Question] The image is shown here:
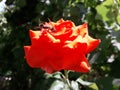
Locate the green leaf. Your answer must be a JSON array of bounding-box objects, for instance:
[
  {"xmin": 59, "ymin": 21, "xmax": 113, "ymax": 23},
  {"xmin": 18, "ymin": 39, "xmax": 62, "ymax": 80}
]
[
  {"xmin": 76, "ymin": 78, "xmax": 99, "ymax": 90},
  {"xmin": 71, "ymin": 81, "xmax": 79, "ymax": 90},
  {"xmin": 86, "ymin": 83, "xmax": 99, "ymax": 90},
  {"xmin": 96, "ymin": 0, "xmax": 112, "ymax": 21},
  {"xmin": 49, "ymin": 80, "xmax": 71, "ymax": 90},
  {"xmin": 76, "ymin": 78, "xmax": 93, "ymax": 86},
  {"xmin": 95, "ymin": 0, "xmax": 119, "ymax": 25},
  {"xmin": 116, "ymin": 14, "xmax": 120, "ymax": 25}
]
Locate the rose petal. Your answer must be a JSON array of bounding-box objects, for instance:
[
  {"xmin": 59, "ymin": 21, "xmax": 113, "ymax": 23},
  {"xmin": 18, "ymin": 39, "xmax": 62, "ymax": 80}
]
[
  {"xmin": 25, "ymin": 30, "xmax": 64, "ymax": 73},
  {"xmin": 29, "ymin": 30, "xmax": 40, "ymax": 38},
  {"xmin": 71, "ymin": 23, "xmax": 88, "ymax": 37},
  {"xmin": 56, "ymin": 18, "xmax": 65, "ymax": 23},
  {"xmin": 86, "ymin": 36, "xmax": 101, "ymax": 53},
  {"xmin": 61, "ymin": 41, "xmax": 88, "ymax": 71},
  {"xmin": 44, "ymin": 31, "xmax": 60, "ymax": 43},
  {"xmin": 64, "ymin": 35, "xmax": 87, "ymax": 52},
  {"xmin": 24, "ymin": 46, "xmax": 31, "ymax": 59},
  {"xmin": 62, "ymin": 51, "xmax": 90, "ymax": 72},
  {"xmin": 55, "ymin": 21, "xmax": 74, "ymax": 33}
]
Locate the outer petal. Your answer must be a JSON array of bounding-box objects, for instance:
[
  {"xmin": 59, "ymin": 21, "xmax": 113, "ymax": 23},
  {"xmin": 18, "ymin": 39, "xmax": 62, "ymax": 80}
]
[
  {"xmin": 24, "ymin": 46, "xmax": 31, "ymax": 60},
  {"xmin": 71, "ymin": 23, "xmax": 88, "ymax": 37},
  {"xmin": 75, "ymin": 56, "xmax": 90, "ymax": 72},
  {"xmin": 24, "ymin": 30, "xmax": 64, "ymax": 73},
  {"xmin": 29, "ymin": 30, "xmax": 40, "ymax": 38},
  {"xmin": 75, "ymin": 23, "xmax": 101, "ymax": 53},
  {"xmin": 62, "ymin": 47, "xmax": 90, "ymax": 72},
  {"xmin": 77, "ymin": 23, "xmax": 88, "ymax": 37},
  {"xmin": 86, "ymin": 36, "xmax": 101, "ymax": 53},
  {"xmin": 61, "ymin": 40, "xmax": 89, "ymax": 72},
  {"xmin": 56, "ymin": 18, "xmax": 65, "ymax": 23},
  {"xmin": 24, "ymin": 42, "xmax": 61, "ymax": 73}
]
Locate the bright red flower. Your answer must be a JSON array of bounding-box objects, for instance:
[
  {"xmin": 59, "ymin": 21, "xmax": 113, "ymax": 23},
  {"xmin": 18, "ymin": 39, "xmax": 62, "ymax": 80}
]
[{"xmin": 24, "ymin": 19, "xmax": 101, "ymax": 73}]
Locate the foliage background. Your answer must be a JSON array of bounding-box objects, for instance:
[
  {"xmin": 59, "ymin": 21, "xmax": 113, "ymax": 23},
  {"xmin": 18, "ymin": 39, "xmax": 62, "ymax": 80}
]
[{"xmin": 0, "ymin": 0, "xmax": 120, "ymax": 90}]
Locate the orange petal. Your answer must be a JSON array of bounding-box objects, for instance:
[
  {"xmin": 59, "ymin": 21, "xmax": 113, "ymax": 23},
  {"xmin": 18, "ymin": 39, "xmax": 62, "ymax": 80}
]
[
  {"xmin": 24, "ymin": 35, "xmax": 63, "ymax": 73},
  {"xmin": 56, "ymin": 18, "xmax": 64, "ymax": 23},
  {"xmin": 29, "ymin": 30, "xmax": 40, "ymax": 38},
  {"xmin": 64, "ymin": 35, "xmax": 87, "ymax": 53},
  {"xmin": 74, "ymin": 56, "xmax": 90, "ymax": 73},
  {"xmin": 72, "ymin": 23, "xmax": 88, "ymax": 37},
  {"xmin": 79, "ymin": 61, "xmax": 90, "ymax": 72},
  {"xmin": 55, "ymin": 21, "xmax": 74, "ymax": 32},
  {"xmin": 78, "ymin": 23, "xmax": 88, "ymax": 37},
  {"xmin": 24, "ymin": 46, "xmax": 31, "ymax": 58},
  {"xmin": 45, "ymin": 31, "xmax": 60, "ymax": 43},
  {"xmin": 62, "ymin": 53, "xmax": 90, "ymax": 73},
  {"xmin": 86, "ymin": 36, "xmax": 101, "ymax": 53}
]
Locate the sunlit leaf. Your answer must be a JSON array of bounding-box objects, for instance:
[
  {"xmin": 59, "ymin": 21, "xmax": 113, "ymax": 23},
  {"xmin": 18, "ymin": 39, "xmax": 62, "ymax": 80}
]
[
  {"xmin": 95, "ymin": 0, "xmax": 113, "ymax": 21},
  {"xmin": 87, "ymin": 83, "xmax": 99, "ymax": 90},
  {"xmin": 76, "ymin": 78, "xmax": 92, "ymax": 86},
  {"xmin": 76, "ymin": 78, "xmax": 99, "ymax": 90},
  {"xmin": 95, "ymin": 0, "xmax": 119, "ymax": 26},
  {"xmin": 116, "ymin": 14, "xmax": 120, "ymax": 25}
]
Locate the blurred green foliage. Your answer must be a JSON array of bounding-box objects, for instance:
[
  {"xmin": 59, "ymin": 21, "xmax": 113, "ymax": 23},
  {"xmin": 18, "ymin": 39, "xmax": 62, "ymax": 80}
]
[{"xmin": 0, "ymin": 0, "xmax": 120, "ymax": 90}]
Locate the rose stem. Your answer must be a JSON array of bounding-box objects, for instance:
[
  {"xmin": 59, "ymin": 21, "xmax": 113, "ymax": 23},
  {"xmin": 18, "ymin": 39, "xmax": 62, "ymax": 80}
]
[{"xmin": 64, "ymin": 70, "xmax": 73, "ymax": 90}]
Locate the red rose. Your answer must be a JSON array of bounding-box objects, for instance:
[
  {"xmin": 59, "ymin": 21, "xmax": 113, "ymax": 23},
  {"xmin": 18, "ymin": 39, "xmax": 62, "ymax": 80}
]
[{"xmin": 24, "ymin": 19, "xmax": 101, "ymax": 73}]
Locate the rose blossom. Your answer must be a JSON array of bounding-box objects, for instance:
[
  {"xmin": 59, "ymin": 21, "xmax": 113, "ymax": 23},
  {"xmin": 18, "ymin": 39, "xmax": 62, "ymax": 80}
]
[{"xmin": 24, "ymin": 19, "xmax": 101, "ymax": 73}]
